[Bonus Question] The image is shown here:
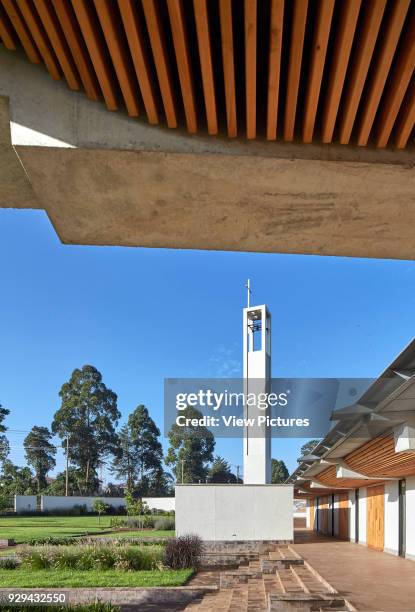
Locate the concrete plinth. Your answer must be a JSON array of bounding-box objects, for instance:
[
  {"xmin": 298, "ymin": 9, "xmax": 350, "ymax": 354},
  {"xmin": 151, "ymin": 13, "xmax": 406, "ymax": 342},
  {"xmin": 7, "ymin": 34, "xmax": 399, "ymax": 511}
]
[{"xmin": 175, "ymin": 484, "xmax": 293, "ymax": 542}]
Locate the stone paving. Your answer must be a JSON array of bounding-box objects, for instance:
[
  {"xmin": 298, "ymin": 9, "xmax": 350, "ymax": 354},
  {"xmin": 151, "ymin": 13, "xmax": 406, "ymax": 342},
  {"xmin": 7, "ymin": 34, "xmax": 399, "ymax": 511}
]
[
  {"xmin": 292, "ymin": 529, "xmax": 415, "ymax": 611},
  {"xmin": 184, "ymin": 544, "xmax": 350, "ymax": 611}
]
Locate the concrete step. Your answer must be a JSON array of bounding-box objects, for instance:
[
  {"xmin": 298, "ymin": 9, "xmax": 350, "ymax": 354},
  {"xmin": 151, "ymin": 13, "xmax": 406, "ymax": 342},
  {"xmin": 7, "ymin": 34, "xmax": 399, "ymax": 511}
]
[
  {"xmin": 247, "ymin": 577, "xmax": 267, "ymax": 611},
  {"xmin": 184, "ymin": 590, "xmax": 233, "ymax": 611},
  {"xmin": 268, "ymin": 592, "xmax": 347, "ymax": 611},
  {"xmin": 228, "ymin": 585, "xmax": 248, "ymax": 612},
  {"xmin": 291, "ymin": 565, "xmax": 329, "ymax": 595},
  {"xmin": 202, "ymin": 552, "xmax": 259, "ymax": 568},
  {"xmin": 187, "ymin": 544, "xmax": 345, "ymax": 612},
  {"xmin": 260, "ymin": 558, "xmax": 304, "ymax": 573}
]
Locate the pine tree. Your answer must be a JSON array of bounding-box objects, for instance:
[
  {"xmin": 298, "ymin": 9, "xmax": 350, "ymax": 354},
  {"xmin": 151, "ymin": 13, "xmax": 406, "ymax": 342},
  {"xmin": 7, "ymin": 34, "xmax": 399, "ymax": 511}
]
[
  {"xmin": 166, "ymin": 406, "xmax": 215, "ymax": 483},
  {"xmin": 24, "ymin": 426, "xmax": 56, "ymax": 493},
  {"xmin": 271, "ymin": 458, "xmax": 289, "ymax": 483},
  {"xmin": 208, "ymin": 456, "xmax": 237, "ymax": 483}
]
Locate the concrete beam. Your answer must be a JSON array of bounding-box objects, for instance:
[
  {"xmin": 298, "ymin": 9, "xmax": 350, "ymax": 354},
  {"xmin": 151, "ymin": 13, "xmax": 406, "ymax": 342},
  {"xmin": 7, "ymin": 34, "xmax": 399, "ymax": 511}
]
[
  {"xmin": 335, "ymin": 461, "xmax": 397, "ymax": 481},
  {"xmin": 394, "ymin": 423, "xmax": 415, "ymax": 453},
  {"xmin": 1, "ymin": 48, "xmax": 415, "ymax": 259},
  {"xmin": 0, "ymin": 97, "xmax": 39, "ymax": 211},
  {"xmin": 336, "ymin": 465, "xmax": 374, "ymax": 480},
  {"xmin": 310, "ymin": 480, "xmax": 334, "ymax": 489}
]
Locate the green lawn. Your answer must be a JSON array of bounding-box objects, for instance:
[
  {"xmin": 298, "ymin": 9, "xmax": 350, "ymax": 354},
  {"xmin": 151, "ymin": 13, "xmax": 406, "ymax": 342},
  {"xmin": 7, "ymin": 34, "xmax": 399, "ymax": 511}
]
[
  {"xmin": 0, "ymin": 516, "xmax": 174, "ymax": 543},
  {"xmin": 0, "ymin": 568, "xmax": 193, "ymax": 587}
]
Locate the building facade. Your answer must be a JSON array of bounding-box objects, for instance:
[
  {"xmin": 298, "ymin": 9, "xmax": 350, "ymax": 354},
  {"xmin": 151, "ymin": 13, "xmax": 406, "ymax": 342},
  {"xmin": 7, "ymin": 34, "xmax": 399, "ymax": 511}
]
[{"xmin": 288, "ymin": 338, "xmax": 415, "ymax": 559}]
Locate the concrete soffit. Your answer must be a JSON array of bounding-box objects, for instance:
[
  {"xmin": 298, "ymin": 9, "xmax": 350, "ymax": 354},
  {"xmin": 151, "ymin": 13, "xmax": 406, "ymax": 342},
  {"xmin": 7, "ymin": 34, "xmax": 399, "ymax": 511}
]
[
  {"xmin": 0, "ymin": 96, "xmax": 40, "ymax": 211},
  {"xmin": 1, "ymin": 46, "xmax": 415, "ymax": 259}
]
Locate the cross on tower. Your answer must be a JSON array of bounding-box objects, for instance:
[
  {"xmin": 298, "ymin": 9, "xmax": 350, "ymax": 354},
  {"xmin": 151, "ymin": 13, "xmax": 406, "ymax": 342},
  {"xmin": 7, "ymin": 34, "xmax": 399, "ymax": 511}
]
[{"xmin": 245, "ymin": 278, "xmax": 252, "ymax": 308}]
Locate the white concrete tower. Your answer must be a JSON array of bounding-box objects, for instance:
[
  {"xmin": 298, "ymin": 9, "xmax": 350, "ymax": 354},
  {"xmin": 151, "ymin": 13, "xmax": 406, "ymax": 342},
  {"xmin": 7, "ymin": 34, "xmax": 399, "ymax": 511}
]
[{"xmin": 243, "ymin": 285, "xmax": 272, "ymax": 484}]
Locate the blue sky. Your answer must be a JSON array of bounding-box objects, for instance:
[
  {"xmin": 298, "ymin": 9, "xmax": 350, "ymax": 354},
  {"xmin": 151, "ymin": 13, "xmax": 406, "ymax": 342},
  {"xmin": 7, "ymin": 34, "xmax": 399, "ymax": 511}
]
[{"xmin": 1, "ymin": 208, "xmax": 415, "ymax": 480}]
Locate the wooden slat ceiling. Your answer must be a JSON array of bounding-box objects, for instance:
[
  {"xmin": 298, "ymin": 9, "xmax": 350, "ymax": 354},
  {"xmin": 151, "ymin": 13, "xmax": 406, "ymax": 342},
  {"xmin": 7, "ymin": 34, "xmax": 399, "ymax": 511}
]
[
  {"xmin": 312, "ymin": 434, "xmax": 415, "ymax": 489},
  {"xmin": 346, "ymin": 434, "xmax": 415, "ymax": 478},
  {"xmin": 0, "ymin": 0, "xmax": 414, "ymax": 149},
  {"xmin": 315, "ymin": 464, "xmax": 383, "ymax": 489}
]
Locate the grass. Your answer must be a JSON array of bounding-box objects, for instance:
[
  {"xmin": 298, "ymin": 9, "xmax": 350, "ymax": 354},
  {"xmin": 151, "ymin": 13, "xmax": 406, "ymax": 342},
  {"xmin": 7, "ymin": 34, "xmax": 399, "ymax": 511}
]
[
  {"xmin": 0, "ymin": 516, "xmax": 174, "ymax": 543},
  {"xmin": 0, "ymin": 568, "xmax": 193, "ymax": 587}
]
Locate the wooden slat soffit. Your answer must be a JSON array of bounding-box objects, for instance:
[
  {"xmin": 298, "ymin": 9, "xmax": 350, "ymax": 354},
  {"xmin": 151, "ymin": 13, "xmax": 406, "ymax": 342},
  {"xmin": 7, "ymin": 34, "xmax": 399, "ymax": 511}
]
[{"xmin": 0, "ymin": 0, "xmax": 413, "ymax": 149}]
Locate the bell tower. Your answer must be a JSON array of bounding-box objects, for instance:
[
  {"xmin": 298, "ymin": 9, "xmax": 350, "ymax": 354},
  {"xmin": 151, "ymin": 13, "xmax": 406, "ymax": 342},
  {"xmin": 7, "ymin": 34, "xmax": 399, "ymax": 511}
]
[{"xmin": 243, "ymin": 281, "xmax": 272, "ymax": 484}]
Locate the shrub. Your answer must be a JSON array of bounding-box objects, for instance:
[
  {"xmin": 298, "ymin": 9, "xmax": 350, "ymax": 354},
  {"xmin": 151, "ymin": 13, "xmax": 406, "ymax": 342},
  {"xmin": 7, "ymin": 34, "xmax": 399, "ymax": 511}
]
[
  {"xmin": 26, "ymin": 536, "xmax": 77, "ymax": 546},
  {"xmin": 115, "ymin": 545, "xmax": 162, "ymax": 570},
  {"xmin": 87, "ymin": 537, "xmax": 168, "ymax": 546},
  {"xmin": 0, "ymin": 557, "xmax": 19, "ymax": 569},
  {"xmin": 20, "ymin": 547, "xmax": 52, "ymax": 570},
  {"xmin": 154, "ymin": 516, "xmax": 175, "ymax": 531},
  {"xmin": 109, "ymin": 515, "xmax": 154, "ymax": 530},
  {"xmin": 125, "ymin": 491, "xmax": 150, "ymax": 517},
  {"xmin": 149, "ymin": 508, "xmax": 175, "ymax": 516},
  {"xmin": 164, "ymin": 535, "xmax": 203, "ymax": 569},
  {"xmin": 19, "ymin": 543, "xmax": 163, "ymax": 572}
]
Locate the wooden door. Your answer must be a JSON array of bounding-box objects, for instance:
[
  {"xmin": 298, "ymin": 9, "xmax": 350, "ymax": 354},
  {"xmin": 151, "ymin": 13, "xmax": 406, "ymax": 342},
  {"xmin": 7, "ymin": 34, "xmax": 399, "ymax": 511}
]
[
  {"xmin": 338, "ymin": 492, "xmax": 349, "ymax": 540},
  {"xmin": 319, "ymin": 496, "xmax": 329, "ymax": 535},
  {"xmin": 367, "ymin": 485, "xmax": 385, "ymax": 551},
  {"xmin": 310, "ymin": 498, "xmax": 315, "ymax": 530}
]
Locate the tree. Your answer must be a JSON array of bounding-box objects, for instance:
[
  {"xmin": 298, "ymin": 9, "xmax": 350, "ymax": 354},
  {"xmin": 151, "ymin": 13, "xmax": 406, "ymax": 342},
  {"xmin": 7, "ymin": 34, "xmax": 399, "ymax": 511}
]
[
  {"xmin": 0, "ymin": 404, "xmax": 9, "ymax": 433},
  {"xmin": 0, "ymin": 460, "xmax": 36, "ymax": 496},
  {"xmin": 0, "ymin": 403, "xmax": 10, "ymax": 467},
  {"xmin": 125, "ymin": 489, "xmax": 149, "ymax": 519},
  {"xmin": 111, "ymin": 405, "xmax": 169, "ymax": 495},
  {"xmin": 166, "ymin": 406, "xmax": 215, "ymax": 483},
  {"xmin": 271, "ymin": 458, "xmax": 289, "ymax": 483},
  {"xmin": 208, "ymin": 456, "xmax": 237, "ymax": 483},
  {"xmin": 145, "ymin": 467, "xmax": 174, "ymax": 496},
  {"xmin": 52, "ymin": 365, "xmax": 120, "ymax": 494},
  {"xmin": 0, "ymin": 436, "xmax": 9, "ymax": 467},
  {"xmin": 104, "ymin": 482, "xmax": 125, "ymax": 497},
  {"xmin": 111, "ymin": 424, "xmax": 137, "ymax": 491},
  {"xmin": 300, "ymin": 440, "xmax": 321, "ymax": 456},
  {"xmin": 23, "ymin": 426, "xmax": 56, "ymax": 493},
  {"xmin": 92, "ymin": 499, "xmax": 109, "ymax": 525},
  {"xmin": 46, "ymin": 467, "xmax": 99, "ymax": 497}
]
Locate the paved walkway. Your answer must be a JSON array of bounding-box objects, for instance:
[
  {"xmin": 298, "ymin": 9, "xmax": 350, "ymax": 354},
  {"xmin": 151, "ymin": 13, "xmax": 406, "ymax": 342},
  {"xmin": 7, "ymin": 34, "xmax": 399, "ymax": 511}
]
[
  {"xmin": 185, "ymin": 544, "xmax": 348, "ymax": 611},
  {"xmin": 292, "ymin": 529, "xmax": 415, "ymax": 611}
]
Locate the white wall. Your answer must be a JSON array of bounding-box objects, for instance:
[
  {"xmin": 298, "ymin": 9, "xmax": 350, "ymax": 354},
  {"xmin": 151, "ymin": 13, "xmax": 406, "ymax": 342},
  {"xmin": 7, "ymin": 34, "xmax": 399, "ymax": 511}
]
[
  {"xmin": 406, "ymin": 476, "xmax": 415, "ymax": 559},
  {"xmin": 143, "ymin": 497, "xmax": 175, "ymax": 512},
  {"xmin": 14, "ymin": 495, "xmax": 174, "ymax": 513},
  {"xmin": 41, "ymin": 496, "xmax": 125, "ymax": 512},
  {"xmin": 306, "ymin": 499, "xmax": 311, "ymax": 528},
  {"xmin": 14, "ymin": 495, "xmax": 37, "ymax": 513},
  {"xmin": 176, "ymin": 484, "xmax": 293, "ymax": 541},
  {"xmin": 384, "ymin": 481, "xmax": 399, "ymax": 555},
  {"xmin": 348, "ymin": 490, "xmax": 356, "ymax": 541},
  {"xmin": 358, "ymin": 487, "xmax": 367, "ymax": 545},
  {"xmin": 333, "ymin": 495, "xmax": 339, "ymax": 537}
]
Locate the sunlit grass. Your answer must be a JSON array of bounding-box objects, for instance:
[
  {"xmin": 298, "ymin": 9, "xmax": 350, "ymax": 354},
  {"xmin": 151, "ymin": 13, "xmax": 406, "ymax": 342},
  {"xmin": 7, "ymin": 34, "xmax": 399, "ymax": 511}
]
[
  {"xmin": 0, "ymin": 568, "xmax": 193, "ymax": 587},
  {"xmin": 0, "ymin": 516, "xmax": 174, "ymax": 543}
]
